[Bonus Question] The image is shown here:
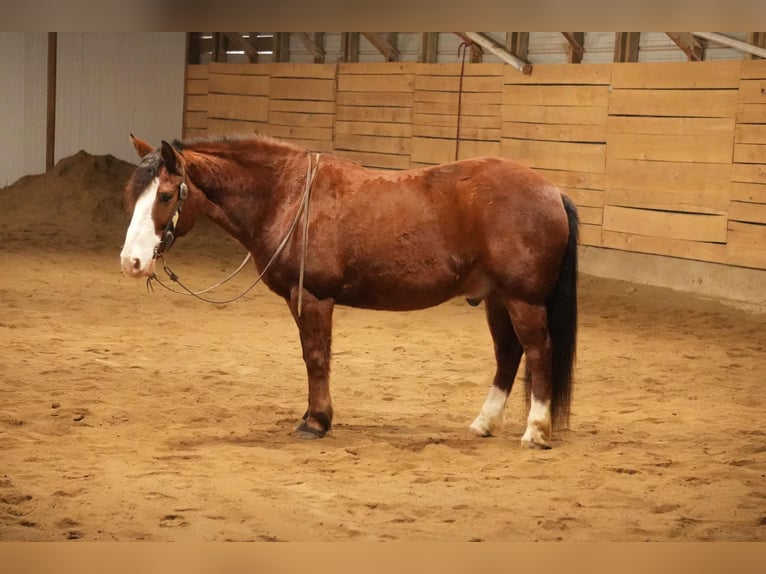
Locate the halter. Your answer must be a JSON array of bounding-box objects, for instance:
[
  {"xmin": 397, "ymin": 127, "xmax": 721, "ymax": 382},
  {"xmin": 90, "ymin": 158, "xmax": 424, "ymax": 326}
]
[
  {"xmin": 153, "ymin": 179, "xmax": 189, "ymax": 259},
  {"xmin": 147, "ymin": 152, "xmax": 320, "ymax": 316}
]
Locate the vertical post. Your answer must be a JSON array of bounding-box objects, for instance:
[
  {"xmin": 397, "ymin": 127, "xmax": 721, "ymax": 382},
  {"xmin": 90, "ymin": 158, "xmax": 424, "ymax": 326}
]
[
  {"xmin": 341, "ymin": 33, "xmax": 359, "ymax": 63},
  {"xmin": 506, "ymin": 32, "xmax": 529, "ymax": 60},
  {"xmin": 46, "ymin": 32, "xmax": 57, "ymax": 172},
  {"xmin": 274, "ymin": 33, "xmax": 290, "ymax": 62},
  {"xmin": 420, "ymin": 32, "xmax": 438, "ymax": 63},
  {"xmin": 187, "ymin": 32, "xmax": 202, "ymax": 65}
]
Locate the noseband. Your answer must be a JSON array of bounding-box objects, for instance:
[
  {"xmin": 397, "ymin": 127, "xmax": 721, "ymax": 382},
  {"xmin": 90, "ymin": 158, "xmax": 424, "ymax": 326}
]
[{"xmin": 153, "ymin": 179, "xmax": 188, "ymax": 259}]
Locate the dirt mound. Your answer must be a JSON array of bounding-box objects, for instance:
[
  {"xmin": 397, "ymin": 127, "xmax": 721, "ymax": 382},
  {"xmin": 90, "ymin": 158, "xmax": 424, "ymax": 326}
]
[{"xmin": 0, "ymin": 151, "xmax": 136, "ymax": 244}]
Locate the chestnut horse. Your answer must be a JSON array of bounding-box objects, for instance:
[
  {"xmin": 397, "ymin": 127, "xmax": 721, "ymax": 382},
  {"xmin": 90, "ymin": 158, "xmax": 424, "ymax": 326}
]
[{"xmin": 120, "ymin": 135, "xmax": 578, "ymax": 448}]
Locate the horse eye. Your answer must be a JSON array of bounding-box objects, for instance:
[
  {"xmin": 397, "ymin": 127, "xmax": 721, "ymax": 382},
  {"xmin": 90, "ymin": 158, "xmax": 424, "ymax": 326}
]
[{"xmin": 158, "ymin": 192, "xmax": 173, "ymax": 203}]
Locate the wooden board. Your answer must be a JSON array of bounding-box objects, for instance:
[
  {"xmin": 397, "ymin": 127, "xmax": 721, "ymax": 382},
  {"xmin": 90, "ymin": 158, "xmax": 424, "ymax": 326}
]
[
  {"xmin": 607, "ymin": 116, "xmax": 734, "ymax": 136},
  {"xmin": 503, "ymin": 85, "xmax": 610, "ymax": 107},
  {"xmin": 335, "ymin": 121, "xmax": 411, "ymax": 138},
  {"xmin": 735, "ymin": 123, "xmax": 766, "ymax": 144},
  {"xmin": 208, "ymin": 62, "xmax": 270, "ymax": 76},
  {"xmin": 601, "ymin": 230, "xmax": 727, "ymax": 264},
  {"xmin": 206, "ymin": 118, "xmax": 264, "ymax": 136},
  {"xmin": 578, "ymin": 223, "xmax": 603, "ymax": 246},
  {"xmin": 737, "ymin": 103, "xmax": 766, "ymax": 123},
  {"xmin": 340, "ymin": 62, "xmax": 416, "ymax": 75},
  {"xmin": 336, "ymin": 92, "xmax": 413, "ymax": 107},
  {"xmin": 269, "ymin": 63, "xmax": 337, "ymax": 79},
  {"xmin": 334, "ymin": 134, "xmax": 410, "ymax": 156},
  {"xmin": 611, "ymin": 61, "xmax": 740, "ymax": 89},
  {"xmin": 564, "ymin": 188, "xmax": 605, "ymax": 207},
  {"xmin": 609, "ymin": 89, "xmax": 738, "ymax": 118},
  {"xmin": 576, "ymin": 206, "xmax": 603, "ymax": 226},
  {"xmin": 606, "ymin": 133, "xmax": 734, "ymax": 164},
  {"xmin": 336, "ymin": 150, "xmax": 410, "ymax": 170},
  {"xmin": 504, "ymin": 63, "xmax": 612, "ymax": 85},
  {"xmin": 731, "ymin": 182, "xmax": 766, "ymax": 203},
  {"xmin": 269, "ymin": 78, "xmax": 335, "ymax": 101},
  {"xmin": 731, "ymin": 163, "xmax": 766, "ymax": 184},
  {"xmin": 606, "ymin": 158, "xmax": 731, "ymax": 194},
  {"xmin": 727, "ymin": 220, "xmax": 766, "ymax": 249},
  {"xmin": 185, "ymin": 95, "xmax": 207, "ymax": 113},
  {"xmin": 268, "ymin": 112, "xmax": 334, "ymax": 129},
  {"xmin": 502, "ymin": 122, "xmax": 606, "ymax": 143},
  {"xmin": 336, "ymin": 105, "xmax": 412, "ymax": 124},
  {"xmin": 411, "ymin": 137, "xmax": 456, "ymax": 165},
  {"xmin": 186, "ymin": 79, "xmax": 208, "ymax": 95},
  {"xmin": 536, "ymin": 169, "xmax": 605, "ymax": 192},
  {"xmin": 602, "ymin": 206, "xmax": 727, "ymax": 243},
  {"xmin": 184, "ymin": 111, "xmax": 207, "ymax": 129},
  {"xmin": 733, "ymin": 144, "xmax": 766, "ymax": 164},
  {"xmin": 729, "ymin": 200, "xmax": 766, "ymax": 224},
  {"xmin": 186, "ymin": 65, "xmax": 209, "ymax": 80},
  {"xmin": 604, "ymin": 187, "xmax": 730, "ymax": 215},
  {"xmin": 209, "ymin": 73, "xmax": 269, "ymax": 96},
  {"xmin": 208, "ymin": 93, "xmax": 268, "ymax": 122},
  {"xmin": 739, "ymin": 59, "xmax": 766, "ymax": 79},
  {"xmin": 456, "ymin": 140, "xmax": 500, "ymax": 160},
  {"xmin": 501, "ymin": 139, "xmax": 606, "ymax": 174},
  {"xmin": 737, "ymin": 79, "xmax": 766, "ymax": 103},
  {"xmin": 338, "ymin": 74, "xmax": 414, "ymax": 93},
  {"xmin": 268, "ymin": 99, "xmax": 335, "ymax": 114},
  {"xmin": 262, "ymin": 123, "xmax": 332, "ymax": 141},
  {"xmin": 503, "ymin": 105, "xmax": 607, "ymax": 126}
]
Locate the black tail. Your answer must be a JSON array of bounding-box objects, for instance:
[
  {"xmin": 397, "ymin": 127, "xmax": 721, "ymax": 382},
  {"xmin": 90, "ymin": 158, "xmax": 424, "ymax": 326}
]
[{"xmin": 526, "ymin": 194, "xmax": 578, "ymax": 428}]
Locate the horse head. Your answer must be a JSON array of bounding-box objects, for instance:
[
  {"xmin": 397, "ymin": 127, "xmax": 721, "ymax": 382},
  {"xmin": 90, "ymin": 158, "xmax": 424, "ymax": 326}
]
[{"xmin": 120, "ymin": 135, "xmax": 199, "ymax": 278}]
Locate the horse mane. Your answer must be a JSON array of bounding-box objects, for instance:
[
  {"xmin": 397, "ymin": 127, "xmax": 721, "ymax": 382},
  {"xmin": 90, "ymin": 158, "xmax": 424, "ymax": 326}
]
[
  {"xmin": 171, "ymin": 133, "xmax": 306, "ymax": 156},
  {"xmin": 124, "ymin": 134, "xmax": 307, "ymax": 210}
]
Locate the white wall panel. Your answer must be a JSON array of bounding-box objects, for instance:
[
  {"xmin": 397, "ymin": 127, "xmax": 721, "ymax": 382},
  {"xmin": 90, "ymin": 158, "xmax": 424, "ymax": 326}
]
[
  {"xmin": 55, "ymin": 33, "xmax": 186, "ymax": 165},
  {"xmin": 0, "ymin": 33, "xmax": 47, "ymax": 186}
]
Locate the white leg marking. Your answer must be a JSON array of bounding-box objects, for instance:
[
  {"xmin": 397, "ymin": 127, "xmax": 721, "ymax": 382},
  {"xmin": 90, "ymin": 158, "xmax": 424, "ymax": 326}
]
[
  {"xmin": 120, "ymin": 179, "xmax": 160, "ymax": 277},
  {"xmin": 469, "ymin": 385, "xmax": 509, "ymax": 437},
  {"xmin": 521, "ymin": 394, "xmax": 552, "ymax": 448}
]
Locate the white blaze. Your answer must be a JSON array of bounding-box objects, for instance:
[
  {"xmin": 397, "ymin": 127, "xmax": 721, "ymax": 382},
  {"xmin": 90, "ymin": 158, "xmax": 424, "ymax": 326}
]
[{"xmin": 120, "ymin": 178, "xmax": 160, "ymax": 277}]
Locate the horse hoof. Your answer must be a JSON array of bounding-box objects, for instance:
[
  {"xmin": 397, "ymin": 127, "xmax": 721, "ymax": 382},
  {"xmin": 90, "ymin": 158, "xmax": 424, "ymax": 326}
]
[
  {"xmin": 294, "ymin": 422, "xmax": 327, "ymax": 440},
  {"xmin": 466, "ymin": 298, "xmax": 482, "ymax": 307},
  {"xmin": 521, "ymin": 435, "xmax": 552, "ymax": 449}
]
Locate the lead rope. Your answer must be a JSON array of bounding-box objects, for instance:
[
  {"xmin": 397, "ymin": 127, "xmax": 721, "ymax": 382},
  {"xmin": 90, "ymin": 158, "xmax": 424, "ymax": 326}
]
[
  {"xmin": 297, "ymin": 153, "xmax": 320, "ymax": 317},
  {"xmin": 455, "ymin": 40, "xmax": 473, "ymax": 162},
  {"xmin": 148, "ymin": 152, "xmax": 320, "ymax": 311}
]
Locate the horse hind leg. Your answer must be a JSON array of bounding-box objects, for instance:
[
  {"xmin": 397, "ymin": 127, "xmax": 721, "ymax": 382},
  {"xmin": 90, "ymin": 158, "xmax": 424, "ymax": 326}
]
[
  {"xmin": 469, "ymin": 293, "xmax": 523, "ymax": 437},
  {"xmin": 504, "ymin": 299, "xmax": 555, "ymax": 449}
]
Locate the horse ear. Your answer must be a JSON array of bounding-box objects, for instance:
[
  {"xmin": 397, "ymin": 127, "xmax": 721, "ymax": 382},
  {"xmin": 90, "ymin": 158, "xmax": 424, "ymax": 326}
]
[
  {"xmin": 129, "ymin": 134, "xmax": 154, "ymax": 159},
  {"xmin": 160, "ymin": 140, "xmax": 184, "ymax": 176}
]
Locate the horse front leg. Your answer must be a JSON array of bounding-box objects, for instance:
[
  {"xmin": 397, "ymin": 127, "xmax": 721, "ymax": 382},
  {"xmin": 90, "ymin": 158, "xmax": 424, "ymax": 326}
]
[{"xmin": 287, "ymin": 287, "xmax": 335, "ymax": 439}]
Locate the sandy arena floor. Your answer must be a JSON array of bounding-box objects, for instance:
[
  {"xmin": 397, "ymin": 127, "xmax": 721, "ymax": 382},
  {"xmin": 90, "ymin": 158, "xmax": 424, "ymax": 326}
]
[{"xmin": 0, "ymin": 153, "xmax": 764, "ymax": 541}]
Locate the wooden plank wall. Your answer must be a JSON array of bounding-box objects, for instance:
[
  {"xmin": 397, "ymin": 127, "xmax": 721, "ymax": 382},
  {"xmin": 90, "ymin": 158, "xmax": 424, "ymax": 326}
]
[
  {"xmin": 263, "ymin": 64, "xmax": 336, "ymax": 152},
  {"xmin": 183, "ymin": 64, "xmax": 208, "ymax": 139},
  {"xmin": 182, "ymin": 60, "xmax": 766, "ymax": 271},
  {"xmin": 335, "ymin": 63, "xmax": 413, "ymax": 169},
  {"xmin": 502, "ymin": 64, "xmax": 611, "ymax": 247},
  {"xmin": 602, "ymin": 61, "xmax": 739, "ymax": 263},
  {"xmin": 206, "ymin": 63, "xmax": 269, "ymax": 136},
  {"xmin": 411, "ymin": 63, "xmax": 503, "ymax": 167}
]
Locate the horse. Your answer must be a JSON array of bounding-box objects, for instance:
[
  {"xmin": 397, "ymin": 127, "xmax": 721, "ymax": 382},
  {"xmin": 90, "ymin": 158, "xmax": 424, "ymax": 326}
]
[{"xmin": 119, "ymin": 134, "xmax": 578, "ymax": 449}]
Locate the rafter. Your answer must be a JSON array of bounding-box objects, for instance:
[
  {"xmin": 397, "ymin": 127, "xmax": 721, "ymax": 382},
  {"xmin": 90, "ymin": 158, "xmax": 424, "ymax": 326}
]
[
  {"xmin": 666, "ymin": 32, "xmax": 704, "ymax": 61},
  {"xmin": 224, "ymin": 33, "xmax": 259, "ymax": 62},
  {"xmin": 296, "ymin": 32, "xmax": 325, "ymax": 62},
  {"xmin": 562, "ymin": 32, "xmax": 584, "ymax": 63},
  {"xmin": 361, "ymin": 32, "xmax": 399, "ymax": 61},
  {"xmin": 461, "ymin": 32, "xmax": 532, "ymax": 74}
]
